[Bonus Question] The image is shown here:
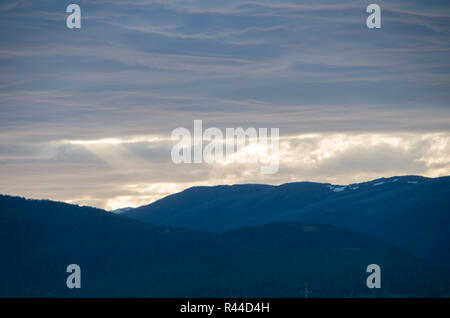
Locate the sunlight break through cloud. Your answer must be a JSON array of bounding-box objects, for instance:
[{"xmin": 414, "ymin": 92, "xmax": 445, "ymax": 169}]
[{"xmin": 2, "ymin": 132, "xmax": 447, "ymax": 210}]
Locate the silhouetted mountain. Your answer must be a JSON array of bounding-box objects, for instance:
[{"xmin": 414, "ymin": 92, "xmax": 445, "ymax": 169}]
[
  {"xmin": 124, "ymin": 176, "xmax": 450, "ymax": 267},
  {"xmin": 1, "ymin": 194, "xmax": 448, "ymax": 297}
]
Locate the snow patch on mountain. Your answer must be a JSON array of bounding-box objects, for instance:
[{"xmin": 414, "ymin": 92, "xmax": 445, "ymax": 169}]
[{"xmin": 328, "ymin": 185, "xmax": 346, "ymax": 192}]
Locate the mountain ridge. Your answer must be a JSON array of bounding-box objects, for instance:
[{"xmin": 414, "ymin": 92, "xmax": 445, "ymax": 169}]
[
  {"xmin": 1, "ymin": 194, "xmax": 448, "ymax": 297},
  {"xmin": 123, "ymin": 175, "xmax": 450, "ymax": 267}
]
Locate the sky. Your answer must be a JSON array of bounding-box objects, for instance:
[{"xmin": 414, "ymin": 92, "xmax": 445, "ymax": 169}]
[{"xmin": 0, "ymin": 0, "xmax": 450, "ymax": 210}]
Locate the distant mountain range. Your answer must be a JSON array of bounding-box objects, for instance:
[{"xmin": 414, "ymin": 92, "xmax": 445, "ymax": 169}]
[
  {"xmin": 111, "ymin": 207, "xmax": 134, "ymax": 214},
  {"xmin": 1, "ymin": 175, "xmax": 450, "ymax": 297},
  {"xmin": 124, "ymin": 176, "xmax": 450, "ymax": 267}
]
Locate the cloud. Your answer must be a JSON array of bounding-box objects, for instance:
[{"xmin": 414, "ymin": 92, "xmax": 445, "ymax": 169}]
[
  {"xmin": 0, "ymin": 0, "xmax": 449, "ymax": 208},
  {"xmin": 0, "ymin": 1, "xmax": 19, "ymax": 11},
  {"xmin": 1, "ymin": 132, "xmax": 449, "ymax": 209}
]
